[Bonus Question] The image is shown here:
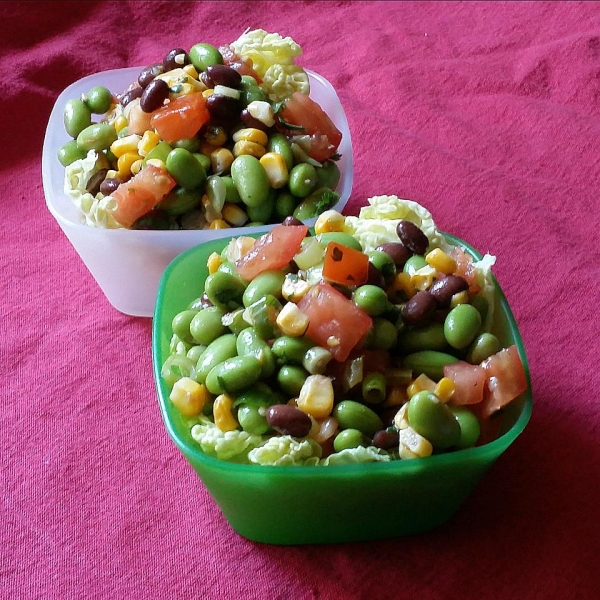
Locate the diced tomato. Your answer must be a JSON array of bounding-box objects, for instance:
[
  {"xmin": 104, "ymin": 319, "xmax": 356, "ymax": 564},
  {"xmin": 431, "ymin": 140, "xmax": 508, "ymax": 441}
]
[
  {"xmin": 219, "ymin": 45, "xmax": 263, "ymax": 82},
  {"xmin": 444, "ymin": 361, "xmax": 486, "ymax": 405},
  {"xmin": 322, "ymin": 242, "xmax": 369, "ymax": 287},
  {"xmin": 449, "ymin": 247, "xmax": 481, "ymax": 294},
  {"xmin": 110, "ymin": 164, "xmax": 176, "ymax": 227},
  {"xmin": 150, "ymin": 93, "xmax": 210, "ymax": 143},
  {"xmin": 298, "ymin": 282, "xmax": 372, "ymax": 362},
  {"xmin": 480, "ymin": 345, "xmax": 527, "ymax": 418},
  {"xmin": 235, "ymin": 224, "xmax": 309, "ymax": 281},
  {"xmin": 278, "ymin": 92, "xmax": 342, "ymax": 162}
]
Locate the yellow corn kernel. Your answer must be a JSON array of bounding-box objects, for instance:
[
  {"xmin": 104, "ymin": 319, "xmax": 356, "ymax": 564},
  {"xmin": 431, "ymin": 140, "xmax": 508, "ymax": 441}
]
[
  {"xmin": 259, "ymin": 152, "xmax": 289, "ymax": 189},
  {"xmin": 387, "ymin": 271, "xmax": 415, "ymax": 302},
  {"xmin": 130, "ymin": 159, "xmax": 144, "ymax": 175},
  {"xmin": 110, "ymin": 134, "xmax": 142, "ymax": 158},
  {"xmin": 211, "ymin": 147, "xmax": 234, "ymax": 174},
  {"xmin": 276, "ymin": 302, "xmax": 310, "ymax": 337},
  {"xmin": 183, "ymin": 63, "xmax": 199, "ymax": 79},
  {"xmin": 393, "ymin": 403, "xmax": 410, "ymax": 430},
  {"xmin": 204, "ymin": 125, "xmax": 228, "ymax": 147},
  {"xmin": 383, "ymin": 386, "xmax": 408, "ymax": 408},
  {"xmin": 106, "ymin": 169, "xmax": 118, "ymax": 179},
  {"xmin": 399, "ymin": 426, "xmax": 433, "ymax": 459},
  {"xmin": 233, "ymin": 140, "xmax": 266, "ymax": 158},
  {"xmin": 426, "ymin": 248, "xmax": 457, "ymax": 275},
  {"xmin": 202, "ymin": 88, "xmax": 214, "ymax": 99},
  {"xmin": 297, "ymin": 374, "xmax": 334, "ymax": 419},
  {"xmin": 222, "ymin": 203, "xmax": 249, "ymax": 227},
  {"xmin": 207, "ymin": 251, "xmax": 222, "ymax": 274},
  {"xmin": 137, "ymin": 130, "xmax": 160, "ymax": 157},
  {"xmin": 173, "ymin": 82, "xmax": 195, "ymax": 97},
  {"xmin": 450, "ymin": 290, "xmax": 470, "ymax": 308},
  {"xmin": 434, "ymin": 377, "xmax": 456, "ymax": 403},
  {"xmin": 407, "ymin": 373, "xmax": 436, "ymax": 398},
  {"xmin": 117, "ymin": 152, "xmax": 142, "ymax": 178},
  {"xmin": 281, "ymin": 276, "xmax": 312, "ymax": 303},
  {"xmin": 213, "ymin": 393, "xmax": 238, "ymax": 432},
  {"xmin": 169, "ymin": 377, "xmax": 209, "ymax": 418},
  {"xmin": 314, "ymin": 209, "xmax": 345, "ymax": 234},
  {"xmin": 411, "ymin": 265, "xmax": 438, "ymax": 291},
  {"xmin": 113, "ymin": 115, "xmax": 128, "ymax": 134},
  {"xmin": 209, "ymin": 219, "xmax": 230, "ymax": 230},
  {"xmin": 232, "ymin": 127, "xmax": 269, "ymax": 147}
]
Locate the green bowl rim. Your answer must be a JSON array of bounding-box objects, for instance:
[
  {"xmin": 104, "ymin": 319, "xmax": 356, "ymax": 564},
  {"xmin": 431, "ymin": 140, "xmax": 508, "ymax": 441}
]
[{"xmin": 152, "ymin": 231, "xmax": 533, "ymax": 477}]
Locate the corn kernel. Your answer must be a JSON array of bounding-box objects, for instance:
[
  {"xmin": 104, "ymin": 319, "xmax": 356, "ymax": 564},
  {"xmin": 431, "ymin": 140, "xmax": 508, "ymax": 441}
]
[
  {"xmin": 207, "ymin": 252, "xmax": 222, "ymax": 274},
  {"xmin": 399, "ymin": 426, "xmax": 433, "ymax": 459},
  {"xmin": 393, "ymin": 403, "xmax": 410, "ymax": 430},
  {"xmin": 426, "ymin": 248, "xmax": 457, "ymax": 275},
  {"xmin": 383, "ymin": 386, "xmax": 407, "ymax": 407},
  {"xmin": 281, "ymin": 275, "xmax": 312, "ymax": 303},
  {"xmin": 137, "ymin": 130, "xmax": 160, "ymax": 157},
  {"xmin": 213, "ymin": 394, "xmax": 238, "ymax": 432},
  {"xmin": 211, "ymin": 147, "xmax": 234, "ymax": 174},
  {"xmin": 222, "ymin": 203, "xmax": 249, "ymax": 227},
  {"xmin": 411, "ymin": 265, "xmax": 437, "ymax": 291},
  {"xmin": 276, "ymin": 302, "xmax": 310, "ymax": 337},
  {"xmin": 146, "ymin": 158, "xmax": 165, "ymax": 169},
  {"xmin": 314, "ymin": 210, "xmax": 345, "ymax": 234},
  {"xmin": 297, "ymin": 374, "xmax": 334, "ymax": 419},
  {"xmin": 113, "ymin": 115, "xmax": 128, "ymax": 134},
  {"xmin": 106, "ymin": 169, "xmax": 118, "ymax": 179},
  {"xmin": 434, "ymin": 377, "xmax": 456, "ymax": 403},
  {"xmin": 450, "ymin": 290, "xmax": 470, "ymax": 308},
  {"xmin": 233, "ymin": 140, "xmax": 266, "ymax": 158},
  {"xmin": 130, "ymin": 159, "xmax": 144, "ymax": 175},
  {"xmin": 209, "ymin": 219, "xmax": 230, "ymax": 230},
  {"xmin": 232, "ymin": 127, "xmax": 269, "ymax": 146},
  {"xmin": 182, "ymin": 64, "xmax": 199, "ymax": 79},
  {"xmin": 387, "ymin": 272, "xmax": 415, "ymax": 302},
  {"xmin": 204, "ymin": 125, "xmax": 228, "ymax": 147},
  {"xmin": 169, "ymin": 377, "xmax": 209, "ymax": 417},
  {"xmin": 202, "ymin": 88, "xmax": 214, "ymax": 99},
  {"xmin": 407, "ymin": 373, "xmax": 436, "ymax": 398},
  {"xmin": 259, "ymin": 152, "xmax": 289, "ymax": 188},
  {"xmin": 110, "ymin": 134, "xmax": 142, "ymax": 158},
  {"xmin": 117, "ymin": 151, "xmax": 142, "ymax": 178}
]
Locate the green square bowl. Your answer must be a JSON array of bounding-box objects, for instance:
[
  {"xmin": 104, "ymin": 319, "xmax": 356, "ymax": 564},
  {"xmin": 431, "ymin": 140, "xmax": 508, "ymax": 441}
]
[{"xmin": 152, "ymin": 233, "xmax": 532, "ymax": 545}]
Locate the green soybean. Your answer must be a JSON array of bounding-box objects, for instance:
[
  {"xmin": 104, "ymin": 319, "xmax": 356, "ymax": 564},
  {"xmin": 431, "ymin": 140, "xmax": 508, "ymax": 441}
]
[
  {"xmin": 245, "ymin": 295, "xmax": 282, "ymax": 340},
  {"xmin": 242, "ymin": 269, "xmax": 286, "ymax": 307},
  {"xmin": 231, "ymin": 155, "xmax": 270, "ymax": 207},
  {"xmin": 186, "ymin": 344, "xmax": 207, "ymax": 363},
  {"xmin": 352, "ymin": 285, "xmax": 389, "ymax": 316},
  {"xmin": 274, "ymin": 190, "xmax": 296, "ymax": 220},
  {"xmin": 449, "ymin": 405, "xmax": 481, "ymax": 449},
  {"xmin": 159, "ymin": 187, "xmax": 201, "ymax": 216},
  {"xmin": 277, "ymin": 364, "xmax": 309, "ymax": 397},
  {"xmin": 333, "ymin": 429, "xmax": 366, "ymax": 452},
  {"xmin": 189, "ymin": 42, "xmax": 223, "ymax": 71},
  {"xmin": 246, "ymin": 188, "xmax": 275, "ymax": 223},
  {"xmin": 76, "ymin": 122, "xmax": 117, "ymax": 151},
  {"xmin": 466, "ymin": 332, "xmax": 501, "ymax": 364},
  {"xmin": 221, "ymin": 307, "xmax": 251, "ymax": 335},
  {"xmin": 166, "ymin": 148, "xmax": 207, "ymax": 189},
  {"xmin": 268, "ymin": 133, "xmax": 294, "ymax": 171},
  {"xmin": 367, "ymin": 250, "xmax": 396, "ymax": 281},
  {"xmin": 57, "ymin": 140, "xmax": 87, "ymax": 167},
  {"xmin": 366, "ymin": 318, "xmax": 398, "ymax": 351},
  {"xmin": 403, "ymin": 255, "xmax": 428, "ymax": 276},
  {"xmin": 171, "ymin": 310, "xmax": 198, "ymax": 344},
  {"xmin": 288, "ymin": 163, "xmax": 317, "ymax": 198},
  {"xmin": 316, "ymin": 160, "xmax": 341, "ymax": 190},
  {"xmin": 222, "ymin": 175, "xmax": 242, "ymax": 204},
  {"xmin": 144, "ymin": 141, "xmax": 172, "ymax": 163},
  {"xmin": 195, "ymin": 334, "xmax": 238, "ymax": 383},
  {"xmin": 194, "ymin": 152, "xmax": 211, "ymax": 172},
  {"xmin": 236, "ymin": 327, "xmax": 276, "ymax": 378},
  {"xmin": 161, "ymin": 355, "xmax": 196, "ymax": 387},
  {"xmin": 402, "ymin": 351, "xmax": 459, "ymax": 380},
  {"xmin": 293, "ymin": 187, "xmax": 339, "ymax": 221},
  {"xmin": 172, "ymin": 137, "xmax": 201, "ymax": 153},
  {"xmin": 239, "ymin": 78, "xmax": 267, "ymax": 106},
  {"xmin": 471, "ymin": 294, "xmax": 489, "ymax": 324},
  {"xmin": 333, "ymin": 400, "xmax": 383, "ymax": 437},
  {"xmin": 204, "ymin": 271, "xmax": 247, "ymax": 310},
  {"xmin": 86, "ymin": 86, "xmax": 113, "ymax": 114},
  {"xmin": 397, "ymin": 322, "xmax": 448, "ymax": 353},
  {"xmin": 271, "ymin": 336, "xmax": 315, "ymax": 365},
  {"xmin": 237, "ymin": 404, "xmax": 271, "ymax": 435},
  {"xmin": 444, "ymin": 303, "xmax": 482, "ymax": 349},
  {"xmin": 64, "ymin": 98, "xmax": 92, "ymax": 138},
  {"xmin": 407, "ymin": 390, "xmax": 461, "ymax": 450},
  {"xmin": 205, "ymin": 355, "xmax": 262, "ymax": 395},
  {"xmin": 190, "ymin": 307, "xmax": 227, "ymax": 346},
  {"xmin": 317, "ymin": 231, "xmax": 362, "ymax": 252}
]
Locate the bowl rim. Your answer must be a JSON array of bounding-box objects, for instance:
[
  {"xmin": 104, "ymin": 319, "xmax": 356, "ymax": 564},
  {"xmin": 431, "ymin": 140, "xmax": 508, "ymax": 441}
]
[
  {"xmin": 152, "ymin": 232, "xmax": 532, "ymax": 476},
  {"xmin": 42, "ymin": 66, "xmax": 353, "ymax": 236}
]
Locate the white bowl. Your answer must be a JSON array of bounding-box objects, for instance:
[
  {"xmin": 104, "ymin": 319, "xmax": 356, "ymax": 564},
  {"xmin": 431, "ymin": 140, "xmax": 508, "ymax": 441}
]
[{"xmin": 42, "ymin": 67, "xmax": 353, "ymax": 317}]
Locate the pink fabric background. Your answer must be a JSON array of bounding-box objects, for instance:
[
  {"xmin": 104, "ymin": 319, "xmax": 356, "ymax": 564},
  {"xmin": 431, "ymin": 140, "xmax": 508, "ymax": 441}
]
[{"xmin": 2, "ymin": 1, "xmax": 599, "ymax": 598}]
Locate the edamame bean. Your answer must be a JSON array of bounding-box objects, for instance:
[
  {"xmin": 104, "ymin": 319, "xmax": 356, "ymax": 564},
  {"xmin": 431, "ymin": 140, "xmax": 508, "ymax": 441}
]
[
  {"xmin": 407, "ymin": 390, "xmax": 461, "ymax": 450},
  {"xmin": 397, "ymin": 322, "xmax": 448, "ymax": 353},
  {"xmin": 367, "ymin": 250, "xmax": 397, "ymax": 282},
  {"xmin": 171, "ymin": 310, "xmax": 198, "ymax": 344},
  {"xmin": 205, "ymin": 355, "xmax": 262, "ymax": 395},
  {"xmin": 76, "ymin": 123, "xmax": 117, "ymax": 152},
  {"xmin": 293, "ymin": 187, "xmax": 339, "ymax": 221},
  {"xmin": 230, "ymin": 155, "xmax": 270, "ymax": 207},
  {"xmin": 194, "ymin": 152, "xmax": 212, "ymax": 172},
  {"xmin": 222, "ymin": 175, "xmax": 242, "ymax": 203},
  {"xmin": 466, "ymin": 332, "xmax": 501, "ymax": 364},
  {"xmin": 470, "ymin": 294, "xmax": 489, "ymax": 324},
  {"xmin": 161, "ymin": 355, "xmax": 196, "ymax": 387},
  {"xmin": 449, "ymin": 405, "xmax": 481, "ymax": 449},
  {"xmin": 189, "ymin": 42, "xmax": 223, "ymax": 72},
  {"xmin": 186, "ymin": 344, "xmax": 207, "ymax": 363},
  {"xmin": 242, "ymin": 269, "xmax": 286, "ymax": 307},
  {"xmin": 237, "ymin": 404, "xmax": 271, "ymax": 435},
  {"xmin": 444, "ymin": 303, "xmax": 482, "ymax": 349},
  {"xmin": 64, "ymin": 98, "xmax": 92, "ymax": 138},
  {"xmin": 333, "ymin": 429, "xmax": 366, "ymax": 452},
  {"xmin": 86, "ymin": 86, "xmax": 113, "ymax": 114},
  {"xmin": 268, "ymin": 133, "xmax": 294, "ymax": 171},
  {"xmin": 316, "ymin": 160, "xmax": 341, "ymax": 190},
  {"xmin": 246, "ymin": 188, "xmax": 275, "ymax": 223},
  {"xmin": 204, "ymin": 271, "xmax": 247, "ymax": 310},
  {"xmin": 402, "ymin": 351, "xmax": 459, "ymax": 380},
  {"xmin": 403, "ymin": 254, "xmax": 428, "ymax": 276},
  {"xmin": 274, "ymin": 190, "xmax": 296, "ymax": 220},
  {"xmin": 366, "ymin": 318, "xmax": 398, "ymax": 351},
  {"xmin": 144, "ymin": 141, "xmax": 172, "ymax": 164},
  {"xmin": 277, "ymin": 364, "xmax": 309, "ymax": 397},
  {"xmin": 271, "ymin": 336, "xmax": 315, "ymax": 365},
  {"xmin": 190, "ymin": 306, "xmax": 227, "ymax": 346},
  {"xmin": 159, "ymin": 187, "xmax": 201, "ymax": 216},
  {"xmin": 221, "ymin": 307, "xmax": 250, "ymax": 335},
  {"xmin": 288, "ymin": 163, "xmax": 317, "ymax": 198},
  {"xmin": 236, "ymin": 327, "xmax": 276, "ymax": 378},
  {"xmin": 172, "ymin": 137, "xmax": 201, "ymax": 153},
  {"xmin": 166, "ymin": 148, "xmax": 207, "ymax": 189},
  {"xmin": 333, "ymin": 400, "xmax": 383, "ymax": 437},
  {"xmin": 352, "ymin": 285, "xmax": 389, "ymax": 316},
  {"xmin": 195, "ymin": 334, "xmax": 237, "ymax": 383},
  {"xmin": 57, "ymin": 140, "xmax": 87, "ymax": 167}
]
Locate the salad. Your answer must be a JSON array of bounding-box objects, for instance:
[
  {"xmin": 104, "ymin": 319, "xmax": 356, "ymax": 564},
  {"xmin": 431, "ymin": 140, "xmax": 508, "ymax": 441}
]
[
  {"xmin": 58, "ymin": 29, "xmax": 343, "ymax": 230},
  {"xmin": 161, "ymin": 196, "xmax": 528, "ymax": 466}
]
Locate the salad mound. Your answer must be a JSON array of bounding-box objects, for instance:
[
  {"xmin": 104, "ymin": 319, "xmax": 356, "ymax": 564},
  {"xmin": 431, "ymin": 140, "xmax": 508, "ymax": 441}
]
[
  {"xmin": 58, "ymin": 29, "xmax": 343, "ymax": 231},
  {"xmin": 161, "ymin": 197, "xmax": 528, "ymax": 467}
]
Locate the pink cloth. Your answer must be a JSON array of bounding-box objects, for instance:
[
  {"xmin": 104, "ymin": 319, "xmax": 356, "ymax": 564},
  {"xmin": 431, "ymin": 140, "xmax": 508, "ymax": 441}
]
[{"xmin": 2, "ymin": 1, "xmax": 599, "ymax": 598}]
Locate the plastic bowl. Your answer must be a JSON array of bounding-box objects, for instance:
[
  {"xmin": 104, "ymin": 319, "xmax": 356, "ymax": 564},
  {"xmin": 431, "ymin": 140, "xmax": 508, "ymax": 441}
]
[
  {"xmin": 152, "ymin": 232, "xmax": 532, "ymax": 545},
  {"xmin": 41, "ymin": 67, "xmax": 353, "ymax": 317}
]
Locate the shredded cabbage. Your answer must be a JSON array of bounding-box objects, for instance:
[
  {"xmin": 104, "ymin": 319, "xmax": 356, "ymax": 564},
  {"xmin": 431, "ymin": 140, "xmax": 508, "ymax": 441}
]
[
  {"xmin": 248, "ymin": 436, "xmax": 322, "ymax": 466},
  {"xmin": 319, "ymin": 446, "xmax": 392, "ymax": 466},
  {"xmin": 191, "ymin": 417, "xmax": 264, "ymax": 462}
]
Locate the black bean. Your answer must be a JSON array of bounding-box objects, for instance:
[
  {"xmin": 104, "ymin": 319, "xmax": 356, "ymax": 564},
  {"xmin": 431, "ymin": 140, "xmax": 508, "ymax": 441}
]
[
  {"xmin": 118, "ymin": 86, "xmax": 142, "ymax": 107},
  {"xmin": 366, "ymin": 262, "xmax": 386, "ymax": 288},
  {"xmin": 402, "ymin": 290, "xmax": 437, "ymax": 327},
  {"xmin": 205, "ymin": 64, "xmax": 242, "ymax": 89},
  {"xmin": 240, "ymin": 108, "xmax": 270, "ymax": 131},
  {"xmin": 140, "ymin": 78, "xmax": 170, "ymax": 113},
  {"xmin": 86, "ymin": 169, "xmax": 108, "ymax": 196},
  {"xmin": 372, "ymin": 428, "xmax": 400, "ymax": 450},
  {"xmin": 163, "ymin": 47, "xmax": 189, "ymax": 71},
  {"xmin": 206, "ymin": 93, "xmax": 240, "ymax": 121},
  {"xmin": 138, "ymin": 63, "xmax": 164, "ymax": 88},
  {"xmin": 282, "ymin": 216, "xmax": 305, "ymax": 227},
  {"xmin": 266, "ymin": 405, "xmax": 312, "ymax": 438},
  {"xmin": 396, "ymin": 220, "xmax": 429, "ymax": 255},
  {"xmin": 376, "ymin": 242, "xmax": 412, "ymax": 268},
  {"xmin": 429, "ymin": 275, "xmax": 469, "ymax": 308},
  {"xmin": 99, "ymin": 176, "xmax": 121, "ymax": 196}
]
